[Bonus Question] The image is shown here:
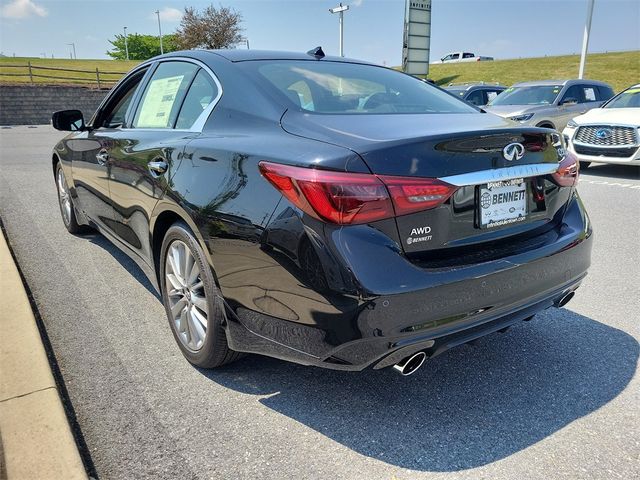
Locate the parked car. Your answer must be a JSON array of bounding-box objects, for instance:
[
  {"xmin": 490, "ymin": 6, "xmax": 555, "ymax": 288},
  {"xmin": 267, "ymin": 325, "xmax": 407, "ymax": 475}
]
[
  {"xmin": 485, "ymin": 79, "xmax": 614, "ymax": 131},
  {"xmin": 51, "ymin": 49, "xmax": 590, "ymax": 376},
  {"xmin": 563, "ymin": 83, "xmax": 640, "ymax": 168},
  {"xmin": 445, "ymin": 82, "xmax": 506, "ymax": 107},
  {"xmin": 439, "ymin": 52, "xmax": 494, "ymax": 63}
]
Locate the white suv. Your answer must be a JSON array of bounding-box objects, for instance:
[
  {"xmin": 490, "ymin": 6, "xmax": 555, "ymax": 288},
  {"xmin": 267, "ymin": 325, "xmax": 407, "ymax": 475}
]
[{"xmin": 563, "ymin": 84, "xmax": 640, "ymax": 168}]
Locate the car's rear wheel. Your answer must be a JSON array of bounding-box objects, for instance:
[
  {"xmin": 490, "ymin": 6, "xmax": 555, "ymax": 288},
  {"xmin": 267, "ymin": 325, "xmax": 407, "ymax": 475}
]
[
  {"xmin": 160, "ymin": 222, "xmax": 240, "ymax": 368},
  {"xmin": 55, "ymin": 163, "xmax": 87, "ymax": 234}
]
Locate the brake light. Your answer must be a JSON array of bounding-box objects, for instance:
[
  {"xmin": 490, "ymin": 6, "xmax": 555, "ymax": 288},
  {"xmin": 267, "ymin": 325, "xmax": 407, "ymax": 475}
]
[
  {"xmin": 552, "ymin": 152, "xmax": 579, "ymax": 187},
  {"xmin": 259, "ymin": 162, "xmax": 457, "ymax": 225}
]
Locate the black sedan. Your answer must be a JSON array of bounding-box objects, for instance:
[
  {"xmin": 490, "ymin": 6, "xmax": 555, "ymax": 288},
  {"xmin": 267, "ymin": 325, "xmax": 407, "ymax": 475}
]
[{"xmin": 52, "ymin": 49, "xmax": 590, "ymax": 375}]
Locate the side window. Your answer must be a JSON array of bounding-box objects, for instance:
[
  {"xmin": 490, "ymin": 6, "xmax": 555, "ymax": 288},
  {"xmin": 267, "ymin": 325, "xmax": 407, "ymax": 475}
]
[
  {"xmin": 583, "ymin": 86, "xmax": 597, "ymax": 102},
  {"xmin": 175, "ymin": 70, "xmax": 219, "ymax": 129},
  {"xmin": 486, "ymin": 90, "xmax": 500, "ymax": 103},
  {"xmin": 598, "ymin": 86, "xmax": 614, "ymax": 101},
  {"xmin": 463, "ymin": 52, "xmax": 474, "ymax": 58},
  {"xmin": 133, "ymin": 61, "xmax": 198, "ymax": 129},
  {"xmin": 100, "ymin": 70, "xmax": 146, "ymax": 128},
  {"xmin": 561, "ymin": 85, "xmax": 583, "ymax": 104},
  {"xmin": 466, "ymin": 89, "xmax": 484, "ymax": 106},
  {"xmin": 451, "ymin": 53, "xmax": 460, "ymax": 60}
]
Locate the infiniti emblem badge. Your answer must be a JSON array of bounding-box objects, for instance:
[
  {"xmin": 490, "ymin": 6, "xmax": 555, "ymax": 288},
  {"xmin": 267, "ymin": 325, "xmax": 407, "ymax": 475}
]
[
  {"xmin": 595, "ymin": 128, "xmax": 613, "ymax": 139},
  {"xmin": 503, "ymin": 142, "xmax": 525, "ymax": 162}
]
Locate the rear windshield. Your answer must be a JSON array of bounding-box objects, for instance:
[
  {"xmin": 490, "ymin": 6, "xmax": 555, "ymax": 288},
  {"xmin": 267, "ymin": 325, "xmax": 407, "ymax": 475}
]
[
  {"xmin": 489, "ymin": 85, "xmax": 563, "ymax": 106},
  {"xmin": 604, "ymin": 87, "xmax": 640, "ymax": 108},
  {"xmin": 240, "ymin": 60, "xmax": 476, "ymax": 114}
]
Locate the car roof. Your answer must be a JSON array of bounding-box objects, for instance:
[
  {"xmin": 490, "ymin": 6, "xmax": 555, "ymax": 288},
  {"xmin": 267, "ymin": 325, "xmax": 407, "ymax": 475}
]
[
  {"xmin": 200, "ymin": 48, "xmax": 372, "ymax": 64},
  {"xmin": 445, "ymin": 83, "xmax": 505, "ymax": 91},
  {"xmin": 513, "ymin": 79, "xmax": 611, "ymax": 88}
]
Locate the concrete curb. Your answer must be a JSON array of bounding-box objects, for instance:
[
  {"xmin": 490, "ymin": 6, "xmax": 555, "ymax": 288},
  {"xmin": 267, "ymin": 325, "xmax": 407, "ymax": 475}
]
[{"xmin": 0, "ymin": 231, "xmax": 87, "ymax": 479}]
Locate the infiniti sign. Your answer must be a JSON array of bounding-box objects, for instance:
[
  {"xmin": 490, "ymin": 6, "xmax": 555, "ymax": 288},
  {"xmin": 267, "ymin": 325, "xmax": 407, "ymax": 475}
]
[{"xmin": 503, "ymin": 143, "xmax": 525, "ymax": 161}]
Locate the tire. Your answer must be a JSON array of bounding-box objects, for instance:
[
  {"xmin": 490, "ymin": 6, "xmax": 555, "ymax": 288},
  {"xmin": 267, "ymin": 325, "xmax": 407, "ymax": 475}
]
[
  {"xmin": 159, "ymin": 222, "xmax": 240, "ymax": 368},
  {"xmin": 55, "ymin": 163, "xmax": 88, "ymax": 234},
  {"xmin": 580, "ymin": 161, "xmax": 591, "ymax": 170}
]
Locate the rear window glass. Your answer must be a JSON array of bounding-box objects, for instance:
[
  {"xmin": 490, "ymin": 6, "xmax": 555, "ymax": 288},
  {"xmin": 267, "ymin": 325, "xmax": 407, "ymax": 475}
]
[{"xmin": 241, "ymin": 60, "xmax": 476, "ymax": 115}]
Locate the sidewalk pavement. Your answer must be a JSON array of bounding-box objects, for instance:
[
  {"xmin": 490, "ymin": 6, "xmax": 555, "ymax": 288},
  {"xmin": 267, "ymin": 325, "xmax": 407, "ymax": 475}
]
[{"xmin": 0, "ymin": 229, "xmax": 87, "ymax": 479}]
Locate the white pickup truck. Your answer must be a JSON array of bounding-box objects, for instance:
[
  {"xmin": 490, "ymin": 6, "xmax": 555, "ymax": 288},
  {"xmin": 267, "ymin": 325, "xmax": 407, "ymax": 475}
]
[{"xmin": 439, "ymin": 52, "xmax": 494, "ymax": 63}]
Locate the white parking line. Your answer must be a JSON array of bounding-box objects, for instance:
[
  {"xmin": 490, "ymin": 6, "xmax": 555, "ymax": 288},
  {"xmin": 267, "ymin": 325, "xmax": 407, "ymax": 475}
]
[{"xmin": 578, "ymin": 179, "xmax": 640, "ymax": 189}]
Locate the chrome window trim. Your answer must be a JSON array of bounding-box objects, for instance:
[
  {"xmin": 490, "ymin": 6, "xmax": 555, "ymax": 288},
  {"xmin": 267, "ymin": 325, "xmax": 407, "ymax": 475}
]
[{"xmin": 439, "ymin": 163, "xmax": 559, "ymax": 187}]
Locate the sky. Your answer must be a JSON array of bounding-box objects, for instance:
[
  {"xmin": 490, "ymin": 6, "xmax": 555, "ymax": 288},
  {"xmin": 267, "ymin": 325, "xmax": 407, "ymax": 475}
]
[{"xmin": 0, "ymin": 0, "xmax": 638, "ymax": 65}]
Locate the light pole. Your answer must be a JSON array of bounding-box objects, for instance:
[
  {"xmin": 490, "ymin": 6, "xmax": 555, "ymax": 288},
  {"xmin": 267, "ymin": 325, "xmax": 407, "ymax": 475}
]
[
  {"xmin": 123, "ymin": 26, "xmax": 129, "ymax": 61},
  {"xmin": 155, "ymin": 10, "xmax": 164, "ymax": 54},
  {"xmin": 329, "ymin": 3, "xmax": 349, "ymax": 57},
  {"xmin": 67, "ymin": 43, "xmax": 76, "ymax": 59},
  {"xmin": 578, "ymin": 0, "xmax": 595, "ymax": 79}
]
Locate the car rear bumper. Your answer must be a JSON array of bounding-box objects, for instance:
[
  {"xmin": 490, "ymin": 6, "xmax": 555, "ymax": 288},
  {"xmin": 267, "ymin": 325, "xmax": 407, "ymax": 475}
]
[{"xmin": 224, "ymin": 193, "xmax": 592, "ymax": 371}]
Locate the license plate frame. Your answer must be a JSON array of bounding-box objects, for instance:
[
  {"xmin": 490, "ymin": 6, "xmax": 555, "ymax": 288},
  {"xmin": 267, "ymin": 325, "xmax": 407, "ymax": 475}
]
[{"xmin": 478, "ymin": 178, "xmax": 528, "ymax": 229}]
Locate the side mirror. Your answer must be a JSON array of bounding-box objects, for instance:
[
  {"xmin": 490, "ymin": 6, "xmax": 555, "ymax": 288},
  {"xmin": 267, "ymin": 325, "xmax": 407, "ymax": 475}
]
[
  {"xmin": 560, "ymin": 98, "xmax": 578, "ymax": 106},
  {"xmin": 52, "ymin": 110, "xmax": 86, "ymax": 131}
]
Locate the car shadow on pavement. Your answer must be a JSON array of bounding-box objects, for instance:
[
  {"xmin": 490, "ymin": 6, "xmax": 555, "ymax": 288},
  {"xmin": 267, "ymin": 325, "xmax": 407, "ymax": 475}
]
[
  {"xmin": 580, "ymin": 164, "xmax": 640, "ymax": 180},
  {"xmin": 86, "ymin": 233, "xmax": 161, "ymax": 300},
  {"xmin": 198, "ymin": 309, "xmax": 637, "ymax": 472}
]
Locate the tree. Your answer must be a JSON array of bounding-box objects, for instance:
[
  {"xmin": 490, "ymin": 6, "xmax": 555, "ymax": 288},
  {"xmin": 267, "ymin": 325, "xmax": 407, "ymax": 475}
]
[
  {"xmin": 175, "ymin": 5, "xmax": 243, "ymax": 50},
  {"xmin": 107, "ymin": 33, "xmax": 179, "ymax": 60}
]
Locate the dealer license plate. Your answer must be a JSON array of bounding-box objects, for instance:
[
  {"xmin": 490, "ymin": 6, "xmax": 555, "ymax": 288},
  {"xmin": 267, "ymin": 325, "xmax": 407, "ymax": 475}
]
[{"xmin": 479, "ymin": 178, "xmax": 527, "ymax": 228}]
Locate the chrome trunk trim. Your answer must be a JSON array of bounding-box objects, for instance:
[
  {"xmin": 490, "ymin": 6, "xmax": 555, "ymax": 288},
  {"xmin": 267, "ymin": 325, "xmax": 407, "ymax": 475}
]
[{"xmin": 439, "ymin": 163, "xmax": 559, "ymax": 186}]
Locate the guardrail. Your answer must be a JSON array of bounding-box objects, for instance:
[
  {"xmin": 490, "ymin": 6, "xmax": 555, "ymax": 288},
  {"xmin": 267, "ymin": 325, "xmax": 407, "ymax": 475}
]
[{"xmin": 0, "ymin": 61, "xmax": 127, "ymax": 88}]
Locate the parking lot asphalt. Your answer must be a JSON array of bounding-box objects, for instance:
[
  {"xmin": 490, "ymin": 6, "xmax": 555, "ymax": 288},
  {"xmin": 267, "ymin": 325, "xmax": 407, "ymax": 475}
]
[{"xmin": 0, "ymin": 125, "xmax": 638, "ymax": 480}]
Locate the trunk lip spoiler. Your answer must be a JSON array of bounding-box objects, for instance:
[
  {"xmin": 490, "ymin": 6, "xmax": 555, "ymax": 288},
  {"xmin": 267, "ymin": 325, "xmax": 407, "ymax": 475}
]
[{"xmin": 439, "ymin": 163, "xmax": 559, "ymax": 187}]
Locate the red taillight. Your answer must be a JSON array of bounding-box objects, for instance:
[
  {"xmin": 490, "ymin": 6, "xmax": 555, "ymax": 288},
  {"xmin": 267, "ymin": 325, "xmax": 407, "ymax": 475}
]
[
  {"xmin": 552, "ymin": 152, "xmax": 579, "ymax": 187},
  {"xmin": 259, "ymin": 162, "xmax": 457, "ymax": 225},
  {"xmin": 380, "ymin": 176, "xmax": 457, "ymax": 215}
]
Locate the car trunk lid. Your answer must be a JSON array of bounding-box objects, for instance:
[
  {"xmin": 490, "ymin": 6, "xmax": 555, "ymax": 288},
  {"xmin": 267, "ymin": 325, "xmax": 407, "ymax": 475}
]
[{"xmin": 280, "ymin": 111, "xmax": 571, "ymax": 258}]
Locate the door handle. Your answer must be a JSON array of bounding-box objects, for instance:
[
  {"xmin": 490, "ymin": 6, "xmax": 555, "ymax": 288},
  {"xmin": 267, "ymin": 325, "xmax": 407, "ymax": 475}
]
[
  {"xmin": 148, "ymin": 159, "xmax": 168, "ymax": 176},
  {"xmin": 96, "ymin": 150, "xmax": 109, "ymax": 166}
]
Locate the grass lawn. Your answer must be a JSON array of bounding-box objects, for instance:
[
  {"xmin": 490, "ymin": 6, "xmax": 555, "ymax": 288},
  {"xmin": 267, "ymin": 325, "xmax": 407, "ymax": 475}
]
[
  {"xmin": 0, "ymin": 57, "xmax": 141, "ymax": 88},
  {"xmin": 427, "ymin": 50, "xmax": 639, "ymax": 92}
]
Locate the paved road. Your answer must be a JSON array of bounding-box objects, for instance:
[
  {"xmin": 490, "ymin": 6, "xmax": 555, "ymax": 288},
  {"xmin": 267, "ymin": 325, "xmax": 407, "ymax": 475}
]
[{"xmin": 1, "ymin": 125, "xmax": 639, "ymax": 480}]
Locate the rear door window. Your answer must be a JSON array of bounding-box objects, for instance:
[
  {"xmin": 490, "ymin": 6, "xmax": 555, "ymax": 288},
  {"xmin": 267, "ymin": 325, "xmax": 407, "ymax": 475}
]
[
  {"xmin": 175, "ymin": 69, "xmax": 219, "ymax": 129},
  {"xmin": 133, "ymin": 61, "xmax": 198, "ymax": 129}
]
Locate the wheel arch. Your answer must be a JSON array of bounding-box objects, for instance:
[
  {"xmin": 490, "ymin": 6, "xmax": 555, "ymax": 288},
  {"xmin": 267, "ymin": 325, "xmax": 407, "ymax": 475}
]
[
  {"xmin": 150, "ymin": 203, "xmax": 217, "ymax": 290},
  {"xmin": 536, "ymin": 120, "xmax": 556, "ymax": 129}
]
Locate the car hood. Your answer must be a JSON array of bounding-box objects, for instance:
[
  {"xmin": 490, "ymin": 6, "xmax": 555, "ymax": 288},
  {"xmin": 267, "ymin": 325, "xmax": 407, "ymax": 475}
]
[
  {"xmin": 571, "ymin": 107, "xmax": 640, "ymax": 126},
  {"xmin": 484, "ymin": 105, "xmax": 543, "ymax": 118}
]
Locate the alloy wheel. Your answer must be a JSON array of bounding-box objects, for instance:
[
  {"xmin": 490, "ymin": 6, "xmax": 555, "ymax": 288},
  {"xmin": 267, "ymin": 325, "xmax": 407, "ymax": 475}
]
[
  {"xmin": 165, "ymin": 240, "xmax": 208, "ymax": 351},
  {"xmin": 57, "ymin": 168, "xmax": 72, "ymax": 226}
]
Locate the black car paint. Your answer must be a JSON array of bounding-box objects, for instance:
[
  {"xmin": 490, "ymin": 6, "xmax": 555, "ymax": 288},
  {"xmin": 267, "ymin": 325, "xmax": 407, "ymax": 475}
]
[{"xmin": 53, "ymin": 50, "xmax": 592, "ymax": 371}]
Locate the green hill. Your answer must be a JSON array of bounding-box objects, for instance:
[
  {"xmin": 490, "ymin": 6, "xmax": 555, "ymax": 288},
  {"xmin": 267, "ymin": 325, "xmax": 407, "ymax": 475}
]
[{"xmin": 427, "ymin": 50, "xmax": 639, "ymax": 92}]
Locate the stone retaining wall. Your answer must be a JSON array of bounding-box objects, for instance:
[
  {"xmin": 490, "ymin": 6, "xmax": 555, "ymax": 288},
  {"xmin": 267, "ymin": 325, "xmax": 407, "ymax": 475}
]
[{"xmin": 0, "ymin": 85, "xmax": 108, "ymax": 126}]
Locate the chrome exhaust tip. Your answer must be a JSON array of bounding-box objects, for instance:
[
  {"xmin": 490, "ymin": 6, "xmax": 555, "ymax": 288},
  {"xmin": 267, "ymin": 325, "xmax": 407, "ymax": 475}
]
[
  {"xmin": 556, "ymin": 291, "xmax": 575, "ymax": 308},
  {"xmin": 393, "ymin": 351, "xmax": 427, "ymax": 376}
]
